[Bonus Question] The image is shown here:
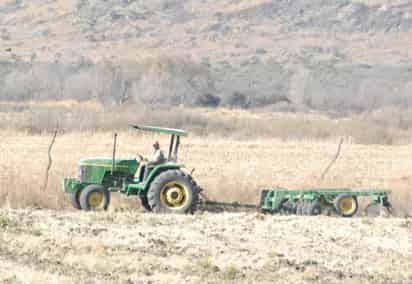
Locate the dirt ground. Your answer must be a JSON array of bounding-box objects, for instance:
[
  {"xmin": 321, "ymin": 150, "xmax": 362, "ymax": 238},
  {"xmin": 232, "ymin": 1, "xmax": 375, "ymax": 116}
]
[{"xmin": 0, "ymin": 209, "xmax": 411, "ymax": 284}]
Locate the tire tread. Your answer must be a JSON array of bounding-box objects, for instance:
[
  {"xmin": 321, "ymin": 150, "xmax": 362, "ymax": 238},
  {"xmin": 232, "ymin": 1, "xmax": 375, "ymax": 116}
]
[{"xmin": 147, "ymin": 170, "xmax": 199, "ymax": 214}]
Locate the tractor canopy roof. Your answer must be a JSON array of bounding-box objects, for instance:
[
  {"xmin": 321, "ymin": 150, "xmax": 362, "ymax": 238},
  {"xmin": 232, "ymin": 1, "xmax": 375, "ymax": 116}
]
[{"xmin": 131, "ymin": 124, "xmax": 188, "ymax": 137}]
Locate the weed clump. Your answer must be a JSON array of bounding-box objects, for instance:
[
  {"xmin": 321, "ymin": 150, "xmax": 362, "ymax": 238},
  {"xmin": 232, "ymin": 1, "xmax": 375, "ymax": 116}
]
[
  {"xmin": 222, "ymin": 265, "xmax": 243, "ymax": 281},
  {"xmin": 0, "ymin": 213, "xmax": 17, "ymax": 229}
]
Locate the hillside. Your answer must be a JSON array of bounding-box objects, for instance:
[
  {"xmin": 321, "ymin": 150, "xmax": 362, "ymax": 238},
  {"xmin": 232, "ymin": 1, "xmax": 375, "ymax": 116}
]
[
  {"xmin": 1, "ymin": 4, "xmax": 412, "ymax": 282},
  {"xmin": 1, "ymin": 0, "xmax": 412, "ymax": 112}
]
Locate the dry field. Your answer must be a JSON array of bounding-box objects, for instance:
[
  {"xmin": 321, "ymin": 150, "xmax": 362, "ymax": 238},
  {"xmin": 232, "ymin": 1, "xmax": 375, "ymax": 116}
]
[
  {"xmin": 1, "ymin": 116, "xmax": 412, "ymax": 283},
  {"xmin": 1, "ymin": 127, "xmax": 412, "ymax": 212},
  {"xmin": 3, "ymin": 100, "xmax": 412, "ymax": 145},
  {"xmin": 2, "ymin": 1, "xmax": 412, "ymax": 282},
  {"xmin": 0, "ymin": 209, "xmax": 411, "ymax": 283}
]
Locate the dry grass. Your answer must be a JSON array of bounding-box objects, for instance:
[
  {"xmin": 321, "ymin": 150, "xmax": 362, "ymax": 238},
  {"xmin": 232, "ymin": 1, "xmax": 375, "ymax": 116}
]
[
  {"xmin": 0, "ymin": 128, "xmax": 411, "ymax": 213},
  {"xmin": 3, "ymin": 100, "xmax": 412, "ymax": 144}
]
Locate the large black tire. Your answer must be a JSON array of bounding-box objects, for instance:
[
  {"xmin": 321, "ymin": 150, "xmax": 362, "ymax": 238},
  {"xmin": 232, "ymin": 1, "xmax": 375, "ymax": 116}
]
[
  {"xmin": 79, "ymin": 185, "xmax": 110, "ymax": 211},
  {"xmin": 334, "ymin": 194, "xmax": 358, "ymax": 217},
  {"xmin": 147, "ymin": 170, "xmax": 200, "ymax": 214},
  {"xmin": 140, "ymin": 196, "xmax": 152, "ymax": 212},
  {"xmin": 70, "ymin": 189, "xmax": 82, "ymax": 210}
]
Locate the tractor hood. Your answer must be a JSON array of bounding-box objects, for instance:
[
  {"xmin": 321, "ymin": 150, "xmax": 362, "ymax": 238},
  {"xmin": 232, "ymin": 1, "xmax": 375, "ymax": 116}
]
[
  {"xmin": 78, "ymin": 158, "xmax": 138, "ymax": 184},
  {"xmin": 79, "ymin": 158, "xmax": 137, "ymax": 170}
]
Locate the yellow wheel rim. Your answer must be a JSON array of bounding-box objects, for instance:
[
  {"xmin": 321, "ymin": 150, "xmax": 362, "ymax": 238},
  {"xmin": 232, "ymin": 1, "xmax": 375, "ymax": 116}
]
[
  {"xmin": 88, "ymin": 191, "xmax": 104, "ymax": 209},
  {"xmin": 160, "ymin": 181, "xmax": 189, "ymax": 209},
  {"xmin": 339, "ymin": 197, "xmax": 355, "ymax": 214}
]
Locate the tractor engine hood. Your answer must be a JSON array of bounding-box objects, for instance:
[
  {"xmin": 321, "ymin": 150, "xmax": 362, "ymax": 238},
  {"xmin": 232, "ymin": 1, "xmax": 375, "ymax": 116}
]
[
  {"xmin": 78, "ymin": 158, "xmax": 138, "ymax": 183},
  {"xmin": 79, "ymin": 158, "xmax": 137, "ymax": 169}
]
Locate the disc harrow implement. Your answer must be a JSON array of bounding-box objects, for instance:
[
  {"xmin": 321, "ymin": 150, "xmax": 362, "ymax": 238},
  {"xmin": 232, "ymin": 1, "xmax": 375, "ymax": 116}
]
[{"xmin": 200, "ymin": 188, "xmax": 392, "ymax": 217}]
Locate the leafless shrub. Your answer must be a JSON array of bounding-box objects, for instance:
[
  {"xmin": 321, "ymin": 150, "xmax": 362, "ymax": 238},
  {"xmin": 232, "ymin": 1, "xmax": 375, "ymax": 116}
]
[
  {"xmin": 196, "ymin": 93, "xmax": 221, "ymax": 107},
  {"xmin": 223, "ymin": 91, "xmax": 250, "ymax": 109},
  {"xmin": 2, "ymin": 101, "xmax": 412, "ymax": 145},
  {"xmin": 131, "ymin": 56, "xmax": 215, "ymax": 106},
  {"xmin": 0, "ymin": 56, "xmax": 215, "ymax": 107}
]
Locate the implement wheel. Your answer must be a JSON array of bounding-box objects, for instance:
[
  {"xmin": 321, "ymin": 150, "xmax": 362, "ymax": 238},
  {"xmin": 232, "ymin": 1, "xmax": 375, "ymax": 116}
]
[
  {"xmin": 80, "ymin": 185, "xmax": 110, "ymax": 211},
  {"xmin": 147, "ymin": 170, "xmax": 199, "ymax": 214},
  {"xmin": 70, "ymin": 189, "xmax": 82, "ymax": 210},
  {"xmin": 334, "ymin": 194, "xmax": 358, "ymax": 217}
]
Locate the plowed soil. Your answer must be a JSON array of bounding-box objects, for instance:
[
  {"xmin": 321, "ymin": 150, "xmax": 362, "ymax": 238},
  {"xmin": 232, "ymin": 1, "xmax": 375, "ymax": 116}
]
[{"xmin": 0, "ymin": 209, "xmax": 411, "ymax": 283}]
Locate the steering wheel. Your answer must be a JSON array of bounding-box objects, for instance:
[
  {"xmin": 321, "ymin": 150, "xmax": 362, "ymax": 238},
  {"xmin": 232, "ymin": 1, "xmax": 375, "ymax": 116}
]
[{"xmin": 136, "ymin": 153, "xmax": 144, "ymax": 161}]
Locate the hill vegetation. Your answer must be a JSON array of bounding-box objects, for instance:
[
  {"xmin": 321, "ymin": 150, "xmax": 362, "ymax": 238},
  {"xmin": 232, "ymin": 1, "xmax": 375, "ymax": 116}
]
[{"xmin": 0, "ymin": 0, "xmax": 412, "ymax": 114}]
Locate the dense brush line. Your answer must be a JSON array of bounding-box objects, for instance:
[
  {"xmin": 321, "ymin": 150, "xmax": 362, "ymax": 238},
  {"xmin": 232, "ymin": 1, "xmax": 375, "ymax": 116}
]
[{"xmin": 1, "ymin": 57, "xmax": 412, "ymax": 112}]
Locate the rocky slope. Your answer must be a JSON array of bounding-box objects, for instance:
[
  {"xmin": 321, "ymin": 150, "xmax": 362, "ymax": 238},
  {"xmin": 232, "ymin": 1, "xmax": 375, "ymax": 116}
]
[{"xmin": 0, "ymin": 0, "xmax": 412, "ymax": 111}]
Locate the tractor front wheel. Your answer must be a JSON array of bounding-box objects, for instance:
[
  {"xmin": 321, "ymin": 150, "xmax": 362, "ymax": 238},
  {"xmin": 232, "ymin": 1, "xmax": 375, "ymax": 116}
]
[
  {"xmin": 147, "ymin": 170, "xmax": 199, "ymax": 214},
  {"xmin": 140, "ymin": 196, "xmax": 152, "ymax": 212},
  {"xmin": 79, "ymin": 185, "xmax": 110, "ymax": 211},
  {"xmin": 70, "ymin": 189, "xmax": 82, "ymax": 210}
]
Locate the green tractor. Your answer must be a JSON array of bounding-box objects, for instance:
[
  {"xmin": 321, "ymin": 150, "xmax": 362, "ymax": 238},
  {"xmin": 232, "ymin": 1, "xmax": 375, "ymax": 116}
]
[{"xmin": 63, "ymin": 125, "xmax": 200, "ymax": 213}]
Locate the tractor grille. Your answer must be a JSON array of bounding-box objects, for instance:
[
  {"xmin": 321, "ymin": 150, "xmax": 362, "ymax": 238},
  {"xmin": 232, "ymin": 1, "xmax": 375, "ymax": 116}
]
[{"xmin": 78, "ymin": 166, "xmax": 87, "ymax": 182}]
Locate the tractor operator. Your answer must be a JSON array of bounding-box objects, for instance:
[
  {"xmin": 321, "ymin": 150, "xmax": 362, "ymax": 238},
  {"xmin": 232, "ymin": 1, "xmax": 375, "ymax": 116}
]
[
  {"xmin": 148, "ymin": 141, "xmax": 165, "ymax": 166},
  {"xmin": 137, "ymin": 141, "xmax": 166, "ymax": 181}
]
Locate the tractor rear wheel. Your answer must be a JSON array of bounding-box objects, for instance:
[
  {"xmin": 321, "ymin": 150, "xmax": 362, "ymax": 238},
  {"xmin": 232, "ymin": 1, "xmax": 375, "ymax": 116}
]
[
  {"xmin": 334, "ymin": 194, "xmax": 358, "ymax": 217},
  {"xmin": 70, "ymin": 189, "xmax": 82, "ymax": 210},
  {"xmin": 79, "ymin": 185, "xmax": 110, "ymax": 211},
  {"xmin": 147, "ymin": 170, "xmax": 199, "ymax": 214}
]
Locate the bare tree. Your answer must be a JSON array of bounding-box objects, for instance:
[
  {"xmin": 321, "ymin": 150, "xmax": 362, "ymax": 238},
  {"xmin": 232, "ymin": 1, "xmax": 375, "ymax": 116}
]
[
  {"xmin": 41, "ymin": 130, "xmax": 58, "ymax": 192},
  {"xmin": 319, "ymin": 138, "xmax": 344, "ymax": 181}
]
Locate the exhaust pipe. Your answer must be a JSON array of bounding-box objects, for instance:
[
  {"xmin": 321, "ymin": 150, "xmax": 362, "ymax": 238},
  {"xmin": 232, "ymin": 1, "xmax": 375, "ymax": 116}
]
[{"xmin": 111, "ymin": 133, "xmax": 117, "ymax": 175}]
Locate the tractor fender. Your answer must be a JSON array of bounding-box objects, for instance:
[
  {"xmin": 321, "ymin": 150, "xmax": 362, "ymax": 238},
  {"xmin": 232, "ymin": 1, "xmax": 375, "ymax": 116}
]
[
  {"xmin": 142, "ymin": 163, "xmax": 183, "ymax": 192},
  {"xmin": 63, "ymin": 177, "xmax": 85, "ymax": 193}
]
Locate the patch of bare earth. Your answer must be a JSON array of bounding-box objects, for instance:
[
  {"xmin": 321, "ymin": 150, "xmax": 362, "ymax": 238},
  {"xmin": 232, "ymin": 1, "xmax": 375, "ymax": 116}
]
[{"xmin": 0, "ymin": 209, "xmax": 411, "ymax": 283}]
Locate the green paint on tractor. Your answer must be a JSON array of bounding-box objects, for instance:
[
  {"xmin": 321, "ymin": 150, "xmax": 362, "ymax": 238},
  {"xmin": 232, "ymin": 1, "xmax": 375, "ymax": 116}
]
[
  {"xmin": 258, "ymin": 188, "xmax": 391, "ymax": 217},
  {"xmin": 200, "ymin": 188, "xmax": 392, "ymax": 217},
  {"xmin": 63, "ymin": 125, "xmax": 200, "ymax": 213},
  {"xmin": 79, "ymin": 158, "xmax": 138, "ymax": 185},
  {"xmin": 63, "ymin": 125, "xmax": 393, "ymax": 217}
]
